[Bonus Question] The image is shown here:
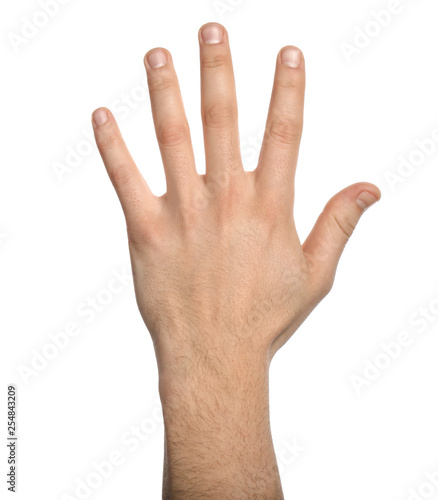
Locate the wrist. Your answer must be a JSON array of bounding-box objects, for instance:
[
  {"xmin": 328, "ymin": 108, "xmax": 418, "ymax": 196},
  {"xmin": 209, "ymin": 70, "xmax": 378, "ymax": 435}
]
[
  {"xmin": 155, "ymin": 339, "xmax": 283, "ymax": 499},
  {"xmin": 158, "ymin": 349, "xmax": 273, "ymax": 457},
  {"xmin": 156, "ymin": 345, "xmax": 270, "ymax": 406}
]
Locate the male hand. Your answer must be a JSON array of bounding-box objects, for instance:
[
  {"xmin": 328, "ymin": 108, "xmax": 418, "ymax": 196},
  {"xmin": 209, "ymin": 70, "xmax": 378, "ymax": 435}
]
[{"xmin": 92, "ymin": 22, "xmax": 380, "ymax": 499}]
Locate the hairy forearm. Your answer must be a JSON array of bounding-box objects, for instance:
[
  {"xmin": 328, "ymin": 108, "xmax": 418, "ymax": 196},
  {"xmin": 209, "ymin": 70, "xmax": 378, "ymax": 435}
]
[{"xmin": 158, "ymin": 353, "xmax": 283, "ymax": 500}]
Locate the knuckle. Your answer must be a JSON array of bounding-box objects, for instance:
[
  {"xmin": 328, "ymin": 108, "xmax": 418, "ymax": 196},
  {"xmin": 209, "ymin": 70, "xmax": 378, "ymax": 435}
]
[
  {"xmin": 128, "ymin": 210, "xmax": 165, "ymax": 249},
  {"xmin": 156, "ymin": 121, "xmax": 189, "ymax": 147},
  {"xmin": 177, "ymin": 205, "xmax": 203, "ymax": 235},
  {"xmin": 128, "ymin": 225, "xmax": 155, "ymax": 250},
  {"xmin": 202, "ymin": 103, "xmax": 237, "ymax": 129},
  {"xmin": 109, "ymin": 162, "xmax": 133, "ymax": 189},
  {"xmin": 319, "ymin": 276, "xmax": 334, "ymax": 298},
  {"xmin": 201, "ymin": 53, "xmax": 228, "ymax": 69},
  {"xmin": 147, "ymin": 74, "xmax": 175, "ymax": 94},
  {"xmin": 265, "ymin": 116, "xmax": 302, "ymax": 146},
  {"xmin": 98, "ymin": 132, "xmax": 123, "ymax": 152},
  {"xmin": 276, "ymin": 78, "xmax": 298, "ymax": 91},
  {"xmin": 127, "ymin": 227, "xmax": 146, "ymax": 249},
  {"xmin": 259, "ymin": 191, "xmax": 285, "ymax": 224},
  {"xmin": 306, "ymin": 263, "xmax": 334, "ymax": 300},
  {"xmin": 330, "ymin": 211, "xmax": 356, "ymax": 240},
  {"xmin": 217, "ymin": 187, "xmax": 239, "ymax": 215}
]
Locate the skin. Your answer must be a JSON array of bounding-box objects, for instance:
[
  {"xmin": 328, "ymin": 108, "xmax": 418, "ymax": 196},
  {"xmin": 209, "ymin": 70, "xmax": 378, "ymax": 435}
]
[{"xmin": 92, "ymin": 22, "xmax": 381, "ymax": 500}]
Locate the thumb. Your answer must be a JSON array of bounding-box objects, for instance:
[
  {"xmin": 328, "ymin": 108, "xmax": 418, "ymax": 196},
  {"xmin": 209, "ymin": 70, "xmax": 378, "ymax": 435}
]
[{"xmin": 302, "ymin": 182, "xmax": 381, "ymax": 288}]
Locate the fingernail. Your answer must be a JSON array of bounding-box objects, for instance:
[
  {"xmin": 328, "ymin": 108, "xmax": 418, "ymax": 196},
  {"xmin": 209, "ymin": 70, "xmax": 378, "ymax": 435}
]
[
  {"xmin": 201, "ymin": 24, "xmax": 224, "ymax": 45},
  {"xmin": 356, "ymin": 191, "xmax": 379, "ymax": 211},
  {"xmin": 281, "ymin": 46, "xmax": 302, "ymax": 68},
  {"xmin": 147, "ymin": 49, "xmax": 168, "ymax": 69},
  {"xmin": 92, "ymin": 108, "xmax": 108, "ymax": 127}
]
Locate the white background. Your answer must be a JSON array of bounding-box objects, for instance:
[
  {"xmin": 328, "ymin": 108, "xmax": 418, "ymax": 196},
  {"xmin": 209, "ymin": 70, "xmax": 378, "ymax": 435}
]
[{"xmin": 2, "ymin": 0, "xmax": 438, "ymax": 498}]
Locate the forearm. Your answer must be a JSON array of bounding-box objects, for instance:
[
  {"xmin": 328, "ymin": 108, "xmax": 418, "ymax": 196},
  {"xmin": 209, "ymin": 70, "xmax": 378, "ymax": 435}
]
[{"xmin": 158, "ymin": 353, "xmax": 283, "ymax": 499}]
